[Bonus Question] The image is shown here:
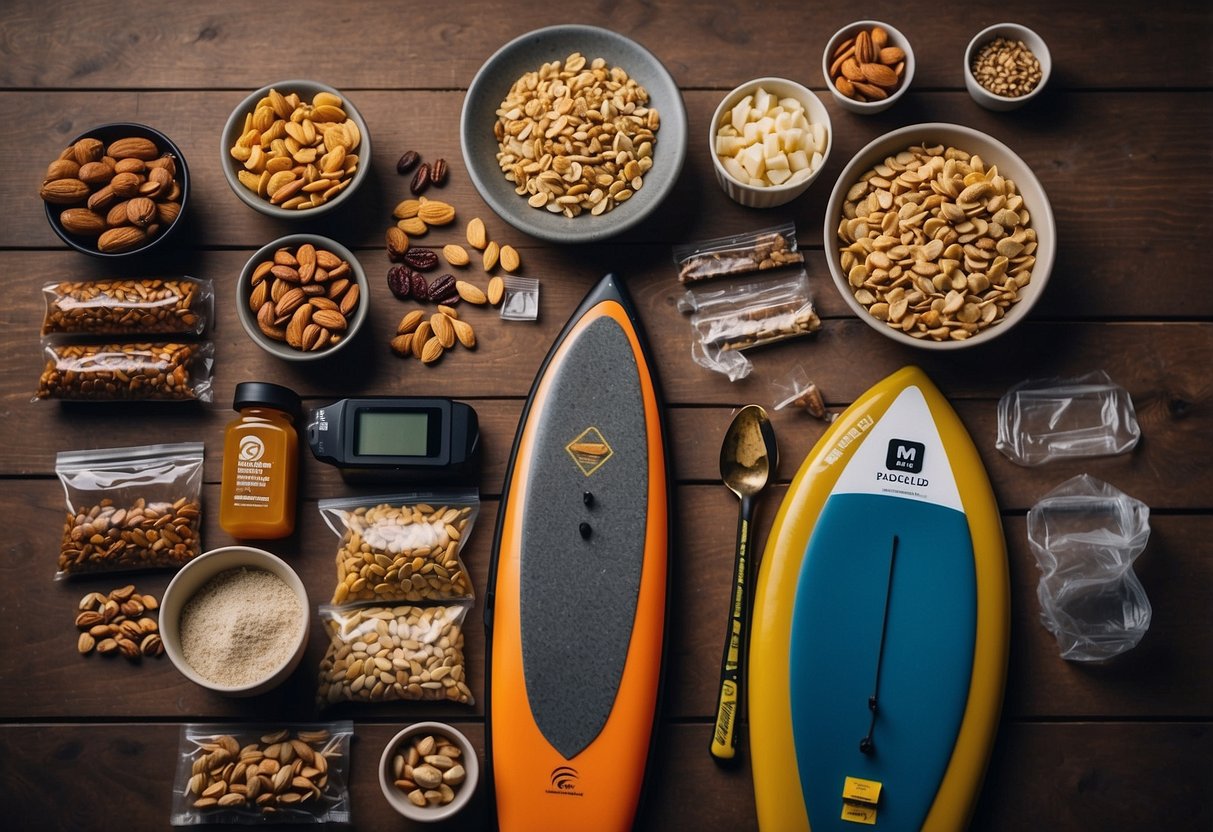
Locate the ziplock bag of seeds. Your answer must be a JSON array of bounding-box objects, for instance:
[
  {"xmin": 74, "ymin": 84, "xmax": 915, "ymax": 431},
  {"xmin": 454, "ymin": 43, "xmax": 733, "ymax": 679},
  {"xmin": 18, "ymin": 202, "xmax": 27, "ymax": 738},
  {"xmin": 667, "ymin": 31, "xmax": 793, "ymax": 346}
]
[
  {"xmin": 41, "ymin": 276, "xmax": 213, "ymax": 336},
  {"xmin": 316, "ymin": 603, "xmax": 474, "ymax": 707},
  {"xmin": 54, "ymin": 442, "xmax": 204, "ymax": 578},
  {"xmin": 320, "ymin": 491, "xmax": 479, "ymax": 604},
  {"xmin": 672, "ymin": 222, "xmax": 803, "ymax": 283},
  {"xmin": 34, "ymin": 340, "xmax": 214, "ymax": 402},
  {"xmin": 996, "ymin": 371, "xmax": 1141, "ymax": 466},
  {"xmin": 170, "ymin": 722, "xmax": 352, "ymax": 825}
]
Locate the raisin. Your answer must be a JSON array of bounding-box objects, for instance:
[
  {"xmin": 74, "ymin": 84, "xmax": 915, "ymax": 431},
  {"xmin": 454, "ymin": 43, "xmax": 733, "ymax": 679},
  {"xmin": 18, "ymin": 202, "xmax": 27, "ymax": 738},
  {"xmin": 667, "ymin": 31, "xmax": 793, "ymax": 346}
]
[
  {"xmin": 409, "ymin": 270, "xmax": 429, "ymax": 300},
  {"xmin": 387, "ymin": 265, "xmax": 414, "ymax": 300},
  {"xmin": 395, "ymin": 151, "xmax": 420, "ymax": 175},
  {"xmin": 402, "ymin": 248, "xmax": 439, "ymax": 271},
  {"xmin": 426, "ymin": 274, "xmax": 456, "ymax": 303},
  {"xmin": 410, "ymin": 162, "xmax": 431, "ymax": 195}
]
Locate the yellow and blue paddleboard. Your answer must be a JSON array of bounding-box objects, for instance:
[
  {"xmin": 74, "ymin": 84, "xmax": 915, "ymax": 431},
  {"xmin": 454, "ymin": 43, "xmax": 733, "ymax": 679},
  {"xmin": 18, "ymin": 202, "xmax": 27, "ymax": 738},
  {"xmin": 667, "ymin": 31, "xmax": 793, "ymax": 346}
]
[{"xmin": 750, "ymin": 366, "xmax": 1009, "ymax": 831}]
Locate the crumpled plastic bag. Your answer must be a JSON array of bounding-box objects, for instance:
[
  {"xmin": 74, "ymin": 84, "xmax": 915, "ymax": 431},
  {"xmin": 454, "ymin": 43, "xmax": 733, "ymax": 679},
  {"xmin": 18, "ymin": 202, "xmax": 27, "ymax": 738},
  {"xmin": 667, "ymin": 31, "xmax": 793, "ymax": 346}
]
[
  {"xmin": 996, "ymin": 371, "xmax": 1140, "ymax": 466},
  {"xmin": 1027, "ymin": 474, "xmax": 1152, "ymax": 661}
]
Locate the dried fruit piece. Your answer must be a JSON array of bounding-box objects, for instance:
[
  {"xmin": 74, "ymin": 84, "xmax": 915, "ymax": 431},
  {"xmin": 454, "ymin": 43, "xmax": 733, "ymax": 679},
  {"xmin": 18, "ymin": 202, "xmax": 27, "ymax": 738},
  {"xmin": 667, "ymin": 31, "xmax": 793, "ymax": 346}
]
[
  {"xmin": 431, "ymin": 158, "xmax": 448, "ymax": 186},
  {"xmin": 466, "ymin": 217, "xmax": 487, "ymax": 250},
  {"xmin": 410, "ymin": 270, "xmax": 430, "ymax": 300},
  {"xmin": 426, "ymin": 274, "xmax": 456, "ymax": 303},
  {"xmin": 410, "ymin": 162, "xmax": 431, "ymax": 195},
  {"xmin": 396, "ymin": 151, "xmax": 420, "ymax": 175},
  {"xmin": 442, "ymin": 244, "xmax": 470, "ymax": 267},
  {"xmin": 402, "ymin": 248, "xmax": 439, "ymax": 271},
  {"xmin": 387, "ymin": 265, "xmax": 414, "ymax": 300}
]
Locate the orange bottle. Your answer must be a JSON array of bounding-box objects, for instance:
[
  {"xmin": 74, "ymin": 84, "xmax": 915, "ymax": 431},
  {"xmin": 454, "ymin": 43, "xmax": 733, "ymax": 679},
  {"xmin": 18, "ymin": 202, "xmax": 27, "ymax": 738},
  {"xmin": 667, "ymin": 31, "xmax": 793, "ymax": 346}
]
[{"xmin": 220, "ymin": 381, "xmax": 300, "ymax": 539}]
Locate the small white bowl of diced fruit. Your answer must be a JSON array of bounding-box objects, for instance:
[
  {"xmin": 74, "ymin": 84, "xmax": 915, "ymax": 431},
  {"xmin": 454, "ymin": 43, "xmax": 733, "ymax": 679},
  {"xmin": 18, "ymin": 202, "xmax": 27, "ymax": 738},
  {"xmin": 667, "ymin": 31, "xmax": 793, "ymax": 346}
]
[{"xmin": 709, "ymin": 77, "xmax": 832, "ymax": 208}]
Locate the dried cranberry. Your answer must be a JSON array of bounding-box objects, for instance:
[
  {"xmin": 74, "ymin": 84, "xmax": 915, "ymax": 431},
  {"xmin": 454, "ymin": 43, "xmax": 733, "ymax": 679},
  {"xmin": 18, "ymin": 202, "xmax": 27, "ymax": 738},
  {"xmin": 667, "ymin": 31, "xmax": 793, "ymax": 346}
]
[
  {"xmin": 387, "ymin": 265, "xmax": 413, "ymax": 300},
  {"xmin": 402, "ymin": 248, "xmax": 439, "ymax": 271},
  {"xmin": 426, "ymin": 274, "xmax": 456, "ymax": 303},
  {"xmin": 409, "ymin": 270, "xmax": 429, "ymax": 300}
]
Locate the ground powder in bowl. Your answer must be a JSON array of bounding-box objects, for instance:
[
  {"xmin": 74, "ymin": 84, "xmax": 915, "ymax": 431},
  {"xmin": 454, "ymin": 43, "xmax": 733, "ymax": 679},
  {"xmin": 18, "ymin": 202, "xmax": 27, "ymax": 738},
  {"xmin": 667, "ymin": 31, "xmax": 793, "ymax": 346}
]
[{"xmin": 179, "ymin": 567, "xmax": 304, "ymax": 687}]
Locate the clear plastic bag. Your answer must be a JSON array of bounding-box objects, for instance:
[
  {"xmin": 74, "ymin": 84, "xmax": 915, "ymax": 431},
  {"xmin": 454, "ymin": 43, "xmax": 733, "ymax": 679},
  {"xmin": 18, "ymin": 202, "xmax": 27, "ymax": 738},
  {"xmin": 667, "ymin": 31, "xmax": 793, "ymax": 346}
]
[
  {"xmin": 996, "ymin": 371, "xmax": 1140, "ymax": 466},
  {"xmin": 678, "ymin": 268, "xmax": 820, "ymax": 381},
  {"xmin": 672, "ymin": 222, "xmax": 803, "ymax": 283},
  {"xmin": 770, "ymin": 363, "xmax": 833, "ymax": 421},
  {"xmin": 34, "ymin": 341, "xmax": 214, "ymax": 402},
  {"xmin": 169, "ymin": 722, "xmax": 352, "ymax": 825},
  {"xmin": 316, "ymin": 603, "xmax": 473, "ymax": 706},
  {"xmin": 42, "ymin": 276, "xmax": 212, "ymax": 336},
  {"xmin": 55, "ymin": 442, "xmax": 204, "ymax": 578},
  {"xmin": 1027, "ymin": 474, "xmax": 1152, "ymax": 661},
  {"xmin": 320, "ymin": 491, "xmax": 479, "ymax": 604},
  {"xmin": 500, "ymin": 275, "xmax": 539, "ymax": 321}
]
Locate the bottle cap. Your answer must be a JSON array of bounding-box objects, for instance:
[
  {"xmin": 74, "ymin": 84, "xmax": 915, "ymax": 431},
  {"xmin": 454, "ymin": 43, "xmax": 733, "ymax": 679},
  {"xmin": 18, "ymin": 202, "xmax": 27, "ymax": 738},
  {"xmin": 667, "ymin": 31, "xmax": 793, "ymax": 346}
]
[{"xmin": 233, "ymin": 381, "xmax": 301, "ymax": 415}]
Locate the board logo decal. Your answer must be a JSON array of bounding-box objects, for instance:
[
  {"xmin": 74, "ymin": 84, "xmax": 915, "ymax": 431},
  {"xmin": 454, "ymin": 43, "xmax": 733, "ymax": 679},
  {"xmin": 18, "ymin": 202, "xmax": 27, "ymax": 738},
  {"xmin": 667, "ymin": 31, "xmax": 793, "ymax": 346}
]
[
  {"xmin": 885, "ymin": 438, "xmax": 925, "ymax": 473},
  {"xmin": 546, "ymin": 765, "xmax": 585, "ymax": 797},
  {"xmin": 566, "ymin": 427, "xmax": 614, "ymax": 476}
]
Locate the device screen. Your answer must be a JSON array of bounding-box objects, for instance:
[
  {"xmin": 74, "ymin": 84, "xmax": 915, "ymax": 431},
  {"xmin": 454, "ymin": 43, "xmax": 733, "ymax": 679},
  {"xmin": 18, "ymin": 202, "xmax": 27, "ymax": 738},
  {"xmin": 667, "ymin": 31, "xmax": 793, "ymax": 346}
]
[{"xmin": 355, "ymin": 410, "xmax": 430, "ymax": 456}]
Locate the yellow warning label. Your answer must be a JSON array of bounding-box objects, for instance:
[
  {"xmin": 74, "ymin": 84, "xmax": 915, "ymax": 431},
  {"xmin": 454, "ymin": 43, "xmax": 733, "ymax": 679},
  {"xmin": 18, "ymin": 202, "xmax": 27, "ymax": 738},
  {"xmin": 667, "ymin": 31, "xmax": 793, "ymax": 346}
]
[
  {"xmin": 841, "ymin": 802, "xmax": 878, "ymax": 824},
  {"xmin": 566, "ymin": 427, "xmax": 614, "ymax": 476},
  {"xmin": 843, "ymin": 776, "xmax": 882, "ymax": 804}
]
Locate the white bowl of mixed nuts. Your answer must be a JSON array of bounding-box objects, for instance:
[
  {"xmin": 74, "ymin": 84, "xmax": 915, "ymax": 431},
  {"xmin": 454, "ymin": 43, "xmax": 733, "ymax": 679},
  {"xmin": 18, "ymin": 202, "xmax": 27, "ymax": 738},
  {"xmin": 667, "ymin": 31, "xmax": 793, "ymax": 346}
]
[
  {"xmin": 220, "ymin": 80, "xmax": 370, "ymax": 219},
  {"xmin": 236, "ymin": 234, "xmax": 369, "ymax": 361},
  {"xmin": 964, "ymin": 23, "xmax": 1052, "ymax": 111},
  {"xmin": 460, "ymin": 24, "xmax": 687, "ymax": 244},
  {"xmin": 824, "ymin": 123, "xmax": 1055, "ymax": 350}
]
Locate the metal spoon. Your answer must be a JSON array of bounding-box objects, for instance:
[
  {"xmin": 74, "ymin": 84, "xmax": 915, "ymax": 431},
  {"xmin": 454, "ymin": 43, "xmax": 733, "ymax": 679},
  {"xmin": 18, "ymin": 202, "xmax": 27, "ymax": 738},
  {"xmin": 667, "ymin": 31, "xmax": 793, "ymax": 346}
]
[{"xmin": 710, "ymin": 404, "xmax": 778, "ymax": 763}]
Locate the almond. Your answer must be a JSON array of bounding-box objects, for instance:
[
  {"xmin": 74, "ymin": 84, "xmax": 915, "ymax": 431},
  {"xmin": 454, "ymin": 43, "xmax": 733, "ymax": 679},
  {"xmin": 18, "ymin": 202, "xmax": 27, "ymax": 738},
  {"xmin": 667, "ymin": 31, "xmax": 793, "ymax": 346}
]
[
  {"xmin": 487, "ymin": 276, "xmax": 505, "ymax": 305},
  {"xmin": 417, "ymin": 200, "xmax": 456, "ymax": 226},
  {"xmin": 107, "ymin": 137, "xmax": 159, "ymax": 161},
  {"xmin": 451, "ymin": 318, "xmax": 476, "ymax": 349},
  {"xmin": 106, "ymin": 201, "xmax": 131, "ymax": 227},
  {"xmin": 157, "ymin": 200, "xmax": 182, "ymax": 225},
  {"xmin": 275, "ymin": 287, "xmax": 306, "ymax": 318},
  {"xmin": 97, "ymin": 226, "xmax": 146, "ymax": 253},
  {"xmin": 312, "ymin": 309, "xmax": 348, "ymax": 331},
  {"xmin": 852, "ymin": 81, "xmax": 889, "ymax": 100},
  {"xmin": 286, "ymin": 303, "xmax": 313, "ymax": 348},
  {"xmin": 870, "ymin": 26, "xmax": 889, "ymax": 50},
  {"xmin": 841, "ymin": 57, "xmax": 864, "ymax": 82},
  {"xmin": 861, "ymin": 62, "xmax": 899, "ymax": 89},
  {"xmin": 411, "ymin": 322, "xmax": 432, "ymax": 359},
  {"xmin": 45, "ymin": 158, "xmax": 80, "ymax": 183},
  {"xmin": 455, "ymin": 280, "xmax": 487, "ymax": 305},
  {"xmin": 420, "ymin": 337, "xmax": 445, "ymax": 364},
  {"xmin": 398, "ymin": 217, "xmax": 428, "ymax": 236},
  {"xmin": 466, "ymin": 217, "xmax": 487, "ymax": 250},
  {"xmin": 442, "ymin": 244, "xmax": 469, "ymax": 267},
  {"xmin": 855, "ymin": 29, "xmax": 874, "ymax": 64},
  {"xmin": 248, "ymin": 280, "xmax": 268, "ymax": 313},
  {"xmin": 87, "ymin": 185, "xmax": 117, "ymax": 212},
  {"xmin": 59, "ymin": 208, "xmax": 107, "ymax": 236},
  {"xmin": 390, "ymin": 334, "xmax": 413, "ymax": 356},
  {"xmin": 315, "ymin": 249, "xmax": 342, "ymax": 270},
  {"xmin": 430, "ymin": 313, "xmax": 456, "ymax": 348},
  {"xmin": 393, "ymin": 199, "xmax": 422, "ymax": 219},
  {"xmin": 499, "ymin": 245, "xmax": 521, "ymax": 273},
  {"xmin": 114, "ymin": 158, "xmax": 146, "ymax": 175},
  {"xmin": 109, "ymin": 171, "xmax": 142, "ymax": 198},
  {"xmin": 397, "ymin": 310, "xmax": 425, "ymax": 334},
  {"xmin": 72, "ymin": 138, "xmax": 104, "ymax": 165},
  {"xmin": 302, "ymin": 323, "xmax": 325, "ymax": 351},
  {"xmin": 387, "ymin": 226, "xmax": 409, "ymax": 258},
  {"xmin": 338, "ymin": 283, "xmax": 360, "ymax": 316},
  {"xmin": 126, "ymin": 197, "xmax": 157, "ymax": 227},
  {"xmin": 482, "ymin": 240, "xmax": 500, "ymax": 272},
  {"xmin": 77, "ymin": 161, "xmax": 114, "ymax": 187},
  {"xmin": 879, "ymin": 46, "xmax": 906, "ymax": 65},
  {"xmin": 40, "ymin": 178, "xmax": 90, "ymax": 204}
]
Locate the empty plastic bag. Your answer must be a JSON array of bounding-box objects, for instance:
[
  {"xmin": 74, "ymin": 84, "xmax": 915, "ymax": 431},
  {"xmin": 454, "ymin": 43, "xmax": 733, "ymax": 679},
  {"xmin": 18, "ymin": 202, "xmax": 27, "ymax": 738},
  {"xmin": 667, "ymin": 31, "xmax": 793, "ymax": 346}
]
[
  {"xmin": 1027, "ymin": 474, "xmax": 1151, "ymax": 661},
  {"xmin": 996, "ymin": 371, "xmax": 1140, "ymax": 466}
]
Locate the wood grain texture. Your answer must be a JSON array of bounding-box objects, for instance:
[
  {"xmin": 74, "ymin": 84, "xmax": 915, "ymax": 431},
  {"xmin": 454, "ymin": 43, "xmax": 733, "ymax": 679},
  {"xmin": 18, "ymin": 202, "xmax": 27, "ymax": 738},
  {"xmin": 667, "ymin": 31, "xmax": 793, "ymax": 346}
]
[{"xmin": 1, "ymin": 0, "xmax": 1209, "ymax": 827}]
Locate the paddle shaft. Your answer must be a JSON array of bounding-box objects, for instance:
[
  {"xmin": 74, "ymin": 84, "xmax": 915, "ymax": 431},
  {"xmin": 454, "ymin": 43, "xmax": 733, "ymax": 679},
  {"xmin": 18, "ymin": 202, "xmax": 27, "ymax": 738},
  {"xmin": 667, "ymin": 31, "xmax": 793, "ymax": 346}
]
[{"xmin": 711, "ymin": 492, "xmax": 757, "ymax": 762}]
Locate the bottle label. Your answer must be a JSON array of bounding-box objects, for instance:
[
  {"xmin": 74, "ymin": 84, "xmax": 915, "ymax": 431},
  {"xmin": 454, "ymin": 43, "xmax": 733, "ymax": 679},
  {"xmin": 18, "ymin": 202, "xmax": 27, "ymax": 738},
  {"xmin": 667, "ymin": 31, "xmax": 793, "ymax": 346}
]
[{"xmin": 234, "ymin": 435, "xmax": 272, "ymax": 506}]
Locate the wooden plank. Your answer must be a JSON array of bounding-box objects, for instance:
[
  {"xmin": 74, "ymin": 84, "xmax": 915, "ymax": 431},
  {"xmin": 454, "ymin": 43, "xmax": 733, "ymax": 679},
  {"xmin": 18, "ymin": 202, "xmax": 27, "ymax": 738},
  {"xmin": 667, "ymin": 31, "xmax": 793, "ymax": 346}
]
[
  {"xmin": 7, "ymin": 89, "xmax": 1213, "ymax": 269},
  {"xmin": 1, "ymin": 479, "xmax": 1207, "ymax": 721},
  {"xmin": 0, "ymin": 721, "xmax": 1206, "ymax": 830},
  {"xmin": 0, "ymin": 0, "xmax": 1207, "ymax": 91}
]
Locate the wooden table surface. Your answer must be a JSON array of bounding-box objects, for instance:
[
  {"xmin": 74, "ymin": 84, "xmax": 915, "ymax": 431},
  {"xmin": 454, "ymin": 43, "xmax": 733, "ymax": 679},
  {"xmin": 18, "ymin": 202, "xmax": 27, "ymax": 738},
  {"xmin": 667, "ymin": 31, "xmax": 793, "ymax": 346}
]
[{"xmin": 1, "ymin": 1, "xmax": 1210, "ymax": 829}]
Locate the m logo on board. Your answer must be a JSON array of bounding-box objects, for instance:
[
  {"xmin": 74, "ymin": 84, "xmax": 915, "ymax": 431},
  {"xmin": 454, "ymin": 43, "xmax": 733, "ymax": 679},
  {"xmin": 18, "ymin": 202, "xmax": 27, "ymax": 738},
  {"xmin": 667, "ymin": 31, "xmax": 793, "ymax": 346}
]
[{"xmin": 886, "ymin": 439, "xmax": 925, "ymax": 473}]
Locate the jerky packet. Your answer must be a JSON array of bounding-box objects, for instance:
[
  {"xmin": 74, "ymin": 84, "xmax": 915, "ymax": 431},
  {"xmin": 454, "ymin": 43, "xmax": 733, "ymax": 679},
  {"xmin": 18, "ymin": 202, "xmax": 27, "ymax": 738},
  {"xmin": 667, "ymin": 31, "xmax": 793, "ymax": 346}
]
[{"xmin": 672, "ymin": 222, "xmax": 803, "ymax": 283}]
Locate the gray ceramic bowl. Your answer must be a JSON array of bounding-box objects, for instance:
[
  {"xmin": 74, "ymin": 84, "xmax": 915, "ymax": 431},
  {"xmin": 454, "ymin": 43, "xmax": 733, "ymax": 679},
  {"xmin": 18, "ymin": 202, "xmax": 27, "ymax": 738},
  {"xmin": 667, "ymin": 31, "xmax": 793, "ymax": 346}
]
[
  {"xmin": 460, "ymin": 24, "xmax": 687, "ymax": 244},
  {"xmin": 220, "ymin": 80, "xmax": 370, "ymax": 219},
  {"xmin": 824, "ymin": 123, "xmax": 1055, "ymax": 350},
  {"xmin": 236, "ymin": 233, "xmax": 369, "ymax": 361},
  {"xmin": 160, "ymin": 546, "xmax": 310, "ymax": 697},
  {"xmin": 379, "ymin": 722, "xmax": 479, "ymax": 822}
]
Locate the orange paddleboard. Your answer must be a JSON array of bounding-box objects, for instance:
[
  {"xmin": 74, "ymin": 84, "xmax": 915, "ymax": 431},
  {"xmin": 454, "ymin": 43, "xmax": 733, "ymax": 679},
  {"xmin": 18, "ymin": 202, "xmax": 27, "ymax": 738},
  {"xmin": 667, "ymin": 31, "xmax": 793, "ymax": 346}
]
[{"xmin": 486, "ymin": 274, "xmax": 670, "ymax": 831}]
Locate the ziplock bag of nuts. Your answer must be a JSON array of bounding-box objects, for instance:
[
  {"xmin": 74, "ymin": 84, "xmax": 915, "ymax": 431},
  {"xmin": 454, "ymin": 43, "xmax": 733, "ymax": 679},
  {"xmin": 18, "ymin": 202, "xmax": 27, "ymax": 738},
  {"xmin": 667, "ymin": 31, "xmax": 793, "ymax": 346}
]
[
  {"xmin": 41, "ymin": 277, "xmax": 213, "ymax": 336},
  {"xmin": 678, "ymin": 268, "xmax": 821, "ymax": 381},
  {"xmin": 34, "ymin": 341, "xmax": 214, "ymax": 402},
  {"xmin": 996, "ymin": 370, "xmax": 1141, "ymax": 466},
  {"xmin": 316, "ymin": 603, "xmax": 474, "ymax": 707},
  {"xmin": 55, "ymin": 442, "xmax": 203, "ymax": 579},
  {"xmin": 672, "ymin": 222, "xmax": 804, "ymax": 283},
  {"xmin": 320, "ymin": 492, "xmax": 479, "ymax": 604},
  {"xmin": 169, "ymin": 722, "xmax": 352, "ymax": 825},
  {"xmin": 1028, "ymin": 474, "xmax": 1152, "ymax": 661}
]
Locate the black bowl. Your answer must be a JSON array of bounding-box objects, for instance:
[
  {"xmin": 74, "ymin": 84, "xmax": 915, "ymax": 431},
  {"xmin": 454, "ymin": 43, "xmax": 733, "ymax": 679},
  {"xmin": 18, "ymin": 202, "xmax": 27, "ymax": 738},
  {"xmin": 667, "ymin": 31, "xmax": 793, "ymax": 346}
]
[{"xmin": 43, "ymin": 122, "xmax": 190, "ymax": 258}]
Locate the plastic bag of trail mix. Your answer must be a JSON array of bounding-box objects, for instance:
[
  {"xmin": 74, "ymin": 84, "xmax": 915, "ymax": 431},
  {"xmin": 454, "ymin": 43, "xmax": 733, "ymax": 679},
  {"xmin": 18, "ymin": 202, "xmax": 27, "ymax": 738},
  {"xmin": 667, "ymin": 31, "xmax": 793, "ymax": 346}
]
[
  {"xmin": 316, "ymin": 603, "xmax": 474, "ymax": 707},
  {"xmin": 672, "ymin": 222, "xmax": 804, "ymax": 283},
  {"xmin": 170, "ymin": 722, "xmax": 352, "ymax": 825},
  {"xmin": 320, "ymin": 491, "xmax": 479, "ymax": 604},
  {"xmin": 54, "ymin": 442, "xmax": 204, "ymax": 579},
  {"xmin": 41, "ymin": 276, "xmax": 213, "ymax": 336},
  {"xmin": 34, "ymin": 340, "xmax": 214, "ymax": 402}
]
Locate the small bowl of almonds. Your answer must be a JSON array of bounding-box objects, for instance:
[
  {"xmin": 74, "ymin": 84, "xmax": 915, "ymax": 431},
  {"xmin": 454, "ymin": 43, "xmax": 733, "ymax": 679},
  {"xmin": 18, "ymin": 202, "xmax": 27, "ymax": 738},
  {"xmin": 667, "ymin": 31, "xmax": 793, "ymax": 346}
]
[
  {"xmin": 379, "ymin": 722, "xmax": 479, "ymax": 822},
  {"xmin": 220, "ymin": 80, "xmax": 370, "ymax": 219},
  {"xmin": 41, "ymin": 122, "xmax": 189, "ymax": 257},
  {"xmin": 964, "ymin": 23, "xmax": 1051, "ymax": 111},
  {"xmin": 236, "ymin": 233, "xmax": 369, "ymax": 361},
  {"xmin": 822, "ymin": 21, "xmax": 915, "ymax": 114}
]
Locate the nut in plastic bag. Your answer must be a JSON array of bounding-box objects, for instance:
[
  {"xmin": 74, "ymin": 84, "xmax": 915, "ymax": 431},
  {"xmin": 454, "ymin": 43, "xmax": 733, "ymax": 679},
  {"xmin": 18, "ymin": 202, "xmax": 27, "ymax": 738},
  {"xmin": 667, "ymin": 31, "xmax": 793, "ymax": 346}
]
[
  {"xmin": 35, "ymin": 341, "xmax": 214, "ymax": 402},
  {"xmin": 170, "ymin": 722, "xmax": 352, "ymax": 824},
  {"xmin": 996, "ymin": 371, "xmax": 1140, "ymax": 466},
  {"xmin": 672, "ymin": 221, "xmax": 804, "ymax": 283},
  {"xmin": 1027, "ymin": 474, "xmax": 1152, "ymax": 661},
  {"xmin": 42, "ymin": 276, "xmax": 213, "ymax": 336}
]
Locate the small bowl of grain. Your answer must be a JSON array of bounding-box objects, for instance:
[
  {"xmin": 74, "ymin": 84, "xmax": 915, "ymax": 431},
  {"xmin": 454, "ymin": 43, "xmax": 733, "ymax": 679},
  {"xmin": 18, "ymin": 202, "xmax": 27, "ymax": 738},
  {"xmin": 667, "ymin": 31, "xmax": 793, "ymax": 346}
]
[
  {"xmin": 964, "ymin": 23, "xmax": 1051, "ymax": 110},
  {"xmin": 380, "ymin": 722, "xmax": 479, "ymax": 822},
  {"xmin": 160, "ymin": 546, "xmax": 310, "ymax": 697},
  {"xmin": 822, "ymin": 21, "xmax": 915, "ymax": 114}
]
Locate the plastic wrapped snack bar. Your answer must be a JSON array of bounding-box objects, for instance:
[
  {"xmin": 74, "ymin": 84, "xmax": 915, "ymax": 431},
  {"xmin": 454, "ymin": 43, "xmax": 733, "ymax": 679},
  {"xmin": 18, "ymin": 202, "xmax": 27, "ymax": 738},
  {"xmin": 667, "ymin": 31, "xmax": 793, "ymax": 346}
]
[
  {"xmin": 672, "ymin": 222, "xmax": 803, "ymax": 283},
  {"xmin": 55, "ymin": 442, "xmax": 204, "ymax": 578},
  {"xmin": 169, "ymin": 722, "xmax": 352, "ymax": 825},
  {"xmin": 41, "ymin": 276, "xmax": 212, "ymax": 336},
  {"xmin": 678, "ymin": 268, "xmax": 820, "ymax": 381},
  {"xmin": 1027, "ymin": 474, "xmax": 1152, "ymax": 661},
  {"xmin": 35, "ymin": 341, "xmax": 214, "ymax": 402},
  {"xmin": 996, "ymin": 370, "xmax": 1140, "ymax": 466},
  {"xmin": 316, "ymin": 603, "xmax": 473, "ymax": 706},
  {"xmin": 320, "ymin": 492, "xmax": 479, "ymax": 604}
]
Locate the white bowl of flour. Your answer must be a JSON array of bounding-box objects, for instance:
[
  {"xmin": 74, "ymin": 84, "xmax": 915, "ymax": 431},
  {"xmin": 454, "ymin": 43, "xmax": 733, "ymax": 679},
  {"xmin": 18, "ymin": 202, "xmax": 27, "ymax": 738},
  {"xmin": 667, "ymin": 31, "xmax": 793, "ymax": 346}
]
[{"xmin": 161, "ymin": 546, "xmax": 310, "ymax": 697}]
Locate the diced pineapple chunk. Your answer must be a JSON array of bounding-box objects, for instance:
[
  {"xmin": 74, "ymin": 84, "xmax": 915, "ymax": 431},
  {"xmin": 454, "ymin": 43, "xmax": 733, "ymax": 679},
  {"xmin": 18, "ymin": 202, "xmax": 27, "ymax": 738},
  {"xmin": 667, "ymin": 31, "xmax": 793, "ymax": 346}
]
[{"xmin": 714, "ymin": 85, "xmax": 829, "ymax": 188}]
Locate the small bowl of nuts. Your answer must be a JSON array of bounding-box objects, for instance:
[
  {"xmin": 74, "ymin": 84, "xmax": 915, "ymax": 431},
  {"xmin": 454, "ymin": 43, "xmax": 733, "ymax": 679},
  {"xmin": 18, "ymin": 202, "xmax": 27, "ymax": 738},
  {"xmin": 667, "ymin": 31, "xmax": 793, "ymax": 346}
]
[
  {"xmin": 40, "ymin": 123, "xmax": 189, "ymax": 257},
  {"xmin": 709, "ymin": 77, "xmax": 831, "ymax": 208},
  {"xmin": 964, "ymin": 23, "xmax": 1051, "ymax": 111},
  {"xmin": 460, "ymin": 24, "xmax": 688, "ymax": 244},
  {"xmin": 220, "ymin": 80, "xmax": 370, "ymax": 219},
  {"xmin": 379, "ymin": 722, "xmax": 479, "ymax": 822},
  {"xmin": 236, "ymin": 234, "xmax": 369, "ymax": 361},
  {"xmin": 824, "ymin": 122, "xmax": 1056, "ymax": 349},
  {"xmin": 822, "ymin": 21, "xmax": 915, "ymax": 114}
]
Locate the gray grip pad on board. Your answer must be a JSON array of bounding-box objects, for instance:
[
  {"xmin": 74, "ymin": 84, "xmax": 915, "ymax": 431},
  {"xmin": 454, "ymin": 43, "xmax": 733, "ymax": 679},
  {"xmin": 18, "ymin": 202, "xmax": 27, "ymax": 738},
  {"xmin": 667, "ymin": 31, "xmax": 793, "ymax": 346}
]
[{"xmin": 520, "ymin": 315, "xmax": 650, "ymax": 760}]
